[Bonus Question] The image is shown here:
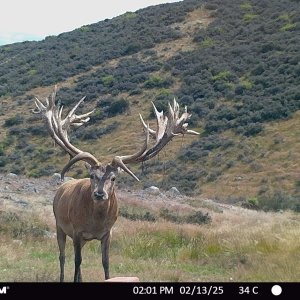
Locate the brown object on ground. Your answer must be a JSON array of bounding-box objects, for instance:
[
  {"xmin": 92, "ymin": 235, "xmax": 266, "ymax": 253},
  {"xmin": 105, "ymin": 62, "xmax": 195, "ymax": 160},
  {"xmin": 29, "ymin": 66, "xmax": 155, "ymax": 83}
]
[{"xmin": 105, "ymin": 277, "xmax": 140, "ymax": 282}]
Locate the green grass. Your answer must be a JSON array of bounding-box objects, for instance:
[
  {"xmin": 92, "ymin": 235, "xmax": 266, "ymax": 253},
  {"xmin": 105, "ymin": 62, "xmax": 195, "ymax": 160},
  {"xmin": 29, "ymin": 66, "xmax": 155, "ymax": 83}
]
[
  {"xmin": 243, "ymin": 13, "xmax": 258, "ymax": 22},
  {"xmin": 280, "ymin": 23, "xmax": 296, "ymax": 32},
  {"xmin": 1, "ymin": 205, "xmax": 299, "ymax": 282},
  {"xmin": 199, "ymin": 38, "xmax": 215, "ymax": 48},
  {"xmin": 212, "ymin": 70, "xmax": 232, "ymax": 82}
]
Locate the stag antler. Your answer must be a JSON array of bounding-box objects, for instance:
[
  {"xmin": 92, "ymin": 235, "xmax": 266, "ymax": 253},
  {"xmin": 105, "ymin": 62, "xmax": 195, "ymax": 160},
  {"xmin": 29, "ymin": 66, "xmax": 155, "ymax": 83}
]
[
  {"xmin": 33, "ymin": 86, "xmax": 100, "ymax": 179},
  {"xmin": 112, "ymin": 98, "xmax": 199, "ymax": 181},
  {"xmin": 34, "ymin": 87, "xmax": 199, "ymax": 182}
]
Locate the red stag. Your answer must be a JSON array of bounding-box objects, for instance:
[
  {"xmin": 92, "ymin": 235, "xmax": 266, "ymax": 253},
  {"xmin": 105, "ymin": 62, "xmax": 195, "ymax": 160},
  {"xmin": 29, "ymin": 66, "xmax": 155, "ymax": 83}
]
[{"xmin": 34, "ymin": 87, "xmax": 199, "ymax": 282}]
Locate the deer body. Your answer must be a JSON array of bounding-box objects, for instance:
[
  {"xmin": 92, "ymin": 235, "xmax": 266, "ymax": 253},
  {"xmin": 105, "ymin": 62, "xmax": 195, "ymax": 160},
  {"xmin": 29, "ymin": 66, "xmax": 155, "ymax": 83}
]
[
  {"xmin": 53, "ymin": 169, "xmax": 118, "ymax": 282},
  {"xmin": 34, "ymin": 87, "xmax": 199, "ymax": 282},
  {"xmin": 54, "ymin": 179, "xmax": 118, "ymax": 241}
]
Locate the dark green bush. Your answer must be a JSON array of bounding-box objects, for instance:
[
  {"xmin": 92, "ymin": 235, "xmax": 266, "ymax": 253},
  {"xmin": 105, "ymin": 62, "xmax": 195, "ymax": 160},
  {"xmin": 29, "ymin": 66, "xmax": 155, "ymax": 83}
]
[
  {"xmin": 243, "ymin": 190, "xmax": 300, "ymax": 212},
  {"xmin": 4, "ymin": 115, "xmax": 24, "ymax": 127},
  {"xmin": 0, "ymin": 157, "xmax": 7, "ymax": 167},
  {"xmin": 159, "ymin": 208, "xmax": 211, "ymax": 225},
  {"xmin": 184, "ymin": 211, "xmax": 212, "ymax": 225},
  {"xmin": 107, "ymin": 99, "xmax": 129, "ymax": 116},
  {"xmin": 144, "ymin": 75, "xmax": 173, "ymax": 89},
  {"xmin": 119, "ymin": 207, "xmax": 157, "ymax": 222},
  {"xmin": 256, "ymin": 190, "xmax": 300, "ymax": 212}
]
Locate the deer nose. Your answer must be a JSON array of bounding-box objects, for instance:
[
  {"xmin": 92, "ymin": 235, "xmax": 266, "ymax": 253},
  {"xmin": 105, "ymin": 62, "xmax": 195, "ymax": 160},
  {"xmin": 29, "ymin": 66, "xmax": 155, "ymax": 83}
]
[{"xmin": 94, "ymin": 192, "xmax": 104, "ymax": 199}]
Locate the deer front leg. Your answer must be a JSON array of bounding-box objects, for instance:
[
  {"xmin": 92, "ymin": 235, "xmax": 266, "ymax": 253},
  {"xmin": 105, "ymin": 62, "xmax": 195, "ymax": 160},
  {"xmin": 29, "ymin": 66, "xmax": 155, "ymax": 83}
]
[
  {"xmin": 101, "ymin": 231, "xmax": 111, "ymax": 280},
  {"xmin": 56, "ymin": 226, "xmax": 66, "ymax": 282},
  {"xmin": 73, "ymin": 235, "xmax": 83, "ymax": 282}
]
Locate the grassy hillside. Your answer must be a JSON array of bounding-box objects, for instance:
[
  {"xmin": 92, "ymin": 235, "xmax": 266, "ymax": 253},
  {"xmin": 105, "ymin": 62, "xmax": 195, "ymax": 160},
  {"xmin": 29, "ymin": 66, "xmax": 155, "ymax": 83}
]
[
  {"xmin": 1, "ymin": 175, "xmax": 299, "ymax": 282},
  {"xmin": 2, "ymin": 209, "xmax": 300, "ymax": 282},
  {"xmin": 0, "ymin": 0, "xmax": 300, "ymax": 210}
]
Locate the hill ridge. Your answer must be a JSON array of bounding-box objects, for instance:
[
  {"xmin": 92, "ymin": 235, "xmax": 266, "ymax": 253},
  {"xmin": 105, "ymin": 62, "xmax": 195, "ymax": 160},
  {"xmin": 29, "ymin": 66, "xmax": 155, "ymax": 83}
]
[{"xmin": 0, "ymin": 0, "xmax": 299, "ymax": 211}]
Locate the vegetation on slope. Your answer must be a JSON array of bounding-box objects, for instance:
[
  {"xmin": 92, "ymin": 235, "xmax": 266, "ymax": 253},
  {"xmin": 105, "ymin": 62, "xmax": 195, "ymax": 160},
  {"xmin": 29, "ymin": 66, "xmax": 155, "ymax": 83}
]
[
  {"xmin": 0, "ymin": 1, "xmax": 198, "ymax": 97},
  {"xmin": 0, "ymin": 0, "xmax": 300, "ymax": 210}
]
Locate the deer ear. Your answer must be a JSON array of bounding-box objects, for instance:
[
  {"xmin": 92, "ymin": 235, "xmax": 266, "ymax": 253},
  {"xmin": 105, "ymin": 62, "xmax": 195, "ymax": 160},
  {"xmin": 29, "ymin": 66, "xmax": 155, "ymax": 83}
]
[{"xmin": 85, "ymin": 162, "xmax": 91, "ymax": 172}]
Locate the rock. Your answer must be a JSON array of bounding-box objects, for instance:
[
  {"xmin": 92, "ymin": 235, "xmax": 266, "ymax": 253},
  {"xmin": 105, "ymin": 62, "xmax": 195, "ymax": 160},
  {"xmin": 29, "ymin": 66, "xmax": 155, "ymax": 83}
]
[
  {"xmin": 51, "ymin": 173, "xmax": 74, "ymax": 183},
  {"xmin": 51, "ymin": 173, "xmax": 61, "ymax": 182},
  {"xmin": 7, "ymin": 173, "xmax": 18, "ymax": 179},
  {"xmin": 145, "ymin": 186, "xmax": 160, "ymax": 196},
  {"xmin": 168, "ymin": 187, "xmax": 181, "ymax": 196}
]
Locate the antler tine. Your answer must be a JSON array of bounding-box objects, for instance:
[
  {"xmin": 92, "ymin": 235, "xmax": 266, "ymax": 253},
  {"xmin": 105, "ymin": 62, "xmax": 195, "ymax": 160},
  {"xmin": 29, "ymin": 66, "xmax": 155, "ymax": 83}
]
[
  {"xmin": 55, "ymin": 106, "xmax": 84, "ymax": 156},
  {"xmin": 50, "ymin": 86, "xmax": 58, "ymax": 109},
  {"xmin": 187, "ymin": 129, "xmax": 200, "ymax": 135},
  {"xmin": 33, "ymin": 87, "xmax": 101, "ymax": 180},
  {"xmin": 151, "ymin": 102, "xmax": 168, "ymax": 144},
  {"xmin": 139, "ymin": 114, "xmax": 156, "ymax": 139},
  {"xmin": 61, "ymin": 96, "xmax": 95, "ymax": 130},
  {"xmin": 112, "ymin": 123, "xmax": 150, "ymax": 181},
  {"xmin": 33, "ymin": 97, "xmax": 46, "ymax": 113},
  {"xmin": 67, "ymin": 96, "xmax": 86, "ymax": 118},
  {"xmin": 33, "ymin": 94, "xmax": 75, "ymax": 157},
  {"xmin": 112, "ymin": 98, "xmax": 199, "ymax": 181}
]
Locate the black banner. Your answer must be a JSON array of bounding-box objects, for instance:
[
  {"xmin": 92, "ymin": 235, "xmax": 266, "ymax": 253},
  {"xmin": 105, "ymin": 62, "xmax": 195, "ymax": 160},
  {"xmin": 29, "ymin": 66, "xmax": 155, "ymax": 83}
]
[{"xmin": 0, "ymin": 282, "xmax": 298, "ymax": 299}]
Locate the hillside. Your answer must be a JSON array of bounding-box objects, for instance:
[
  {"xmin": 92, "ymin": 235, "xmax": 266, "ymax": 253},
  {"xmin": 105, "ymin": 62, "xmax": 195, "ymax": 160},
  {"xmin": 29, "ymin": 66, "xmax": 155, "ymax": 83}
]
[
  {"xmin": 0, "ymin": 0, "xmax": 300, "ymax": 211},
  {"xmin": 1, "ymin": 173, "xmax": 300, "ymax": 281}
]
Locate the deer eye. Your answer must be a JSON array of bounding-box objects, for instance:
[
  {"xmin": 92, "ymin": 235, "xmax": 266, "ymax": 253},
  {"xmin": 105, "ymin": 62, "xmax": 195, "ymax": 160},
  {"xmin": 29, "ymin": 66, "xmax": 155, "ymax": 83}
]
[{"xmin": 111, "ymin": 176, "xmax": 116, "ymax": 182}]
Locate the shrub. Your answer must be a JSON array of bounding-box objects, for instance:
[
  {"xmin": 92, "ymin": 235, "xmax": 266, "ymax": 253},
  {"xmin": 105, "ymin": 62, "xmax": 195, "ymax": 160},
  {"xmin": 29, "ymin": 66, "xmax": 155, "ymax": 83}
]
[
  {"xmin": 204, "ymin": 3, "xmax": 218, "ymax": 10},
  {"xmin": 119, "ymin": 207, "xmax": 156, "ymax": 222},
  {"xmin": 4, "ymin": 115, "xmax": 24, "ymax": 127},
  {"xmin": 159, "ymin": 208, "xmax": 180, "ymax": 223},
  {"xmin": 27, "ymin": 125, "xmax": 48, "ymax": 136},
  {"xmin": 107, "ymin": 99, "xmax": 129, "ymax": 116},
  {"xmin": 96, "ymin": 97, "xmax": 129, "ymax": 118},
  {"xmin": 236, "ymin": 123, "xmax": 263, "ymax": 136},
  {"xmin": 0, "ymin": 157, "xmax": 7, "ymax": 167},
  {"xmin": 241, "ymin": 188, "xmax": 300, "ymax": 212},
  {"xmin": 144, "ymin": 75, "xmax": 173, "ymax": 89},
  {"xmin": 241, "ymin": 197, "xmax": 259, "ymax": 210},
  {"xmin": 101, "ymin": 75, "xmax": 114, "ymax": 87},
  {"xmin": 0, "ymin": 211, "xmax": 49, "ymax": 238},
  {"xmin": 254, "ymin": 190, "xmax": 300, "ymax": 212},
  {"xmin": 159, "ymin": 208, "xmax": 211, "ymax": 225},
  {"xmin": 184, "ymin": 211, "xmax": 212, "ymax": 225}
]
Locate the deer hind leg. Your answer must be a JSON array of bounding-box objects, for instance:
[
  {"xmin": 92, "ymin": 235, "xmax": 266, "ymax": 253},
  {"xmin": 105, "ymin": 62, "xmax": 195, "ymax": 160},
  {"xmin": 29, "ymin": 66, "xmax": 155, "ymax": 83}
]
[
  {"xmin": 56, "ymin": 226, "xmax": 66, "ymax": 282},
  {"xmin": 101, "ymin": 231, "xmax": 111, "ymax": 280},
  {"xmin": 73, "ymin": 234, "xmax": 84, "ymax": 282}
]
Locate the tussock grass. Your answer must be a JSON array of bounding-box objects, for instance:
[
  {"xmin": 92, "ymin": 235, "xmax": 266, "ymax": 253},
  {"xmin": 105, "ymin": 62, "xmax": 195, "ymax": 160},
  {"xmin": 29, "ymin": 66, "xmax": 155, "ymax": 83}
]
[{"xmin": 0, "ymin": 205, "xmax": 299, "ymax": 282}]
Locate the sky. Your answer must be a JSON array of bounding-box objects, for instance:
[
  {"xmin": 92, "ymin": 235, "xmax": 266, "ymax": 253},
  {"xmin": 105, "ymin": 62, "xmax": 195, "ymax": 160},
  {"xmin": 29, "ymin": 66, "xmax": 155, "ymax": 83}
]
[{"xmin": 0, "ymin": 0, "xmax": 182, "ymax": 46}]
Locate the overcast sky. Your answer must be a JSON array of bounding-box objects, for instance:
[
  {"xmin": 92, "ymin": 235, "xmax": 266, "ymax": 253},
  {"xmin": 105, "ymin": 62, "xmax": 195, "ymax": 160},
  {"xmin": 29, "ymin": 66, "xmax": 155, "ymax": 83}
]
[{"xmin": 0, "ymin": 0, "xmax": 181, "ymax": 45}]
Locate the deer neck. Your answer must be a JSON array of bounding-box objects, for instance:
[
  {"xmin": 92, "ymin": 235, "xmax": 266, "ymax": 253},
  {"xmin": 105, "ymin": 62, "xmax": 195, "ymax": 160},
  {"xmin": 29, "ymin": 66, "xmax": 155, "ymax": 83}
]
[{"xmin": 92, "ymin": 187, "xmax": 118, "ymax": 222}]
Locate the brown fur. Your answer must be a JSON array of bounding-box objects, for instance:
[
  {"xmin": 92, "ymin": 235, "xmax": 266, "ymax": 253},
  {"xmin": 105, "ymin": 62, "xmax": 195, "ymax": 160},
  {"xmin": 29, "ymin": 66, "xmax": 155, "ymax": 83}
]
[{"xmin": 53, "ymin": 177, "xmax": 118, "ymax": 282}]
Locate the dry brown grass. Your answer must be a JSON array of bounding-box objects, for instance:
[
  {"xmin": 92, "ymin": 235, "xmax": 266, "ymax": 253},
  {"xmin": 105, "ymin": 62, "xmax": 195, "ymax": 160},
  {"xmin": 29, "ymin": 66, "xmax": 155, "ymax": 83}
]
[
  {"xmin": 198, "ymin": 111, "xmax": 300, "ymax": 199},
  {"xmin": 1, "ymin": 195, "xmax": 299, "ymax": 282}
]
